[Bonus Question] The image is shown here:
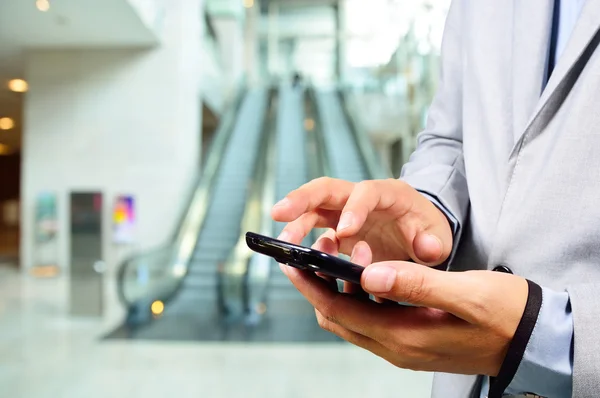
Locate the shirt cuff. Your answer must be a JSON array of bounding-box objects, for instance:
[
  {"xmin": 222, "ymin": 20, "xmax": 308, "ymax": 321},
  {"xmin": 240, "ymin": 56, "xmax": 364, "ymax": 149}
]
[
  {"xmin": 481, "ymin": 287, "xmax": 574, "ymax": 397},
  {"xmin": 505, "ymin": 287, "xmax": 574, "ymax": 397}
]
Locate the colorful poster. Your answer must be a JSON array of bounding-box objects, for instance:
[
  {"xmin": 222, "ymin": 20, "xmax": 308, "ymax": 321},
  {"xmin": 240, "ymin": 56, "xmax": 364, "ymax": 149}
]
[
  {"xmin": 35, "ymin": 192, "xmax": 58, "ymax": 244},
  {"xmin": 113, "ymin": 195, "xmax": 136, "ymax": 244}
]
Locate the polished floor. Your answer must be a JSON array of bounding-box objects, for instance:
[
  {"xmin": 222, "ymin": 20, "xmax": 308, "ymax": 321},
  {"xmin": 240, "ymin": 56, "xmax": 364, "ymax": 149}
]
[{"xmin": 0, "ymin": 263, "xmax": 433, "ymax": 398}]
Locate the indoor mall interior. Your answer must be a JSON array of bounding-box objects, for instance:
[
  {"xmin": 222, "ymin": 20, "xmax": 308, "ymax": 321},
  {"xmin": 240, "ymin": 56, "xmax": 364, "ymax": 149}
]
[{"xmin": 0, "ymin": 0, "xmax": 449, "ymax": 396}]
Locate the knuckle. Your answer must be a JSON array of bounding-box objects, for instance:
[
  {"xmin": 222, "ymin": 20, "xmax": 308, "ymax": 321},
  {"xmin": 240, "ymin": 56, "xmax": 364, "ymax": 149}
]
[
  {"xmin": 321, "ymin": 228, "xmax": 337, "ymax": 241},
  {"xmin": 396, "ymin": 270, "xmax": 428, "ymax": 305},
  {"xmin": 317, "ymin": 296, "xmax": 341, "ymax": 324},
  {"xmin": 355, "ymin": 180, "xmax": 376, "ymax": 195},
  {"xmin": 350, "ymin": 182, "xmax": 374, "ymax": 209},
  {"xmin": 315, "ymin": 176, "xmax": 332, "ymax": 187},
  {"xmin": 394, "ymin": 178, "xmax": 407, "ymax": 188},
  {"xmin": 315, "ymin": 311, "xmax": 333, "ymax": 332},
  {"xmin": 388, "ymin": 177, "xmax": 403, "ymax": 186},
  {"xmin": 319, "ymin": 305, "xmax": 337, "ymax": 324}
]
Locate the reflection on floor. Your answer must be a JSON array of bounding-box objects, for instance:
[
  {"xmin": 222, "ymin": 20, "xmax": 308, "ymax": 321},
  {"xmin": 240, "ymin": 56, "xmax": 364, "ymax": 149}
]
[
  {"xmin": 107, "ymin": 297, "xmax": 342, "ymax": 343},
  {"xmin": 0, "ymin": 264, "xmax": 433, "ymax": 398}
]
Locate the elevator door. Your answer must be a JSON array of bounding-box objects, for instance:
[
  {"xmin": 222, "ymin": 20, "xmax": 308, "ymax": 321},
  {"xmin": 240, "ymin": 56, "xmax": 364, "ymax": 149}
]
[{"xmin": 69, "ymin": 192, "xmax": 104, "ymax": 316}]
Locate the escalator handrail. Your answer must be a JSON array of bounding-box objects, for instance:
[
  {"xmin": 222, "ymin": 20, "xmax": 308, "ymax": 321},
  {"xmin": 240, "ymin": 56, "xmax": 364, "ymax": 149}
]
[
  {"xmin": 242, "ymin": 88, "xmax": 279, "ymax": 314},
  {"xmin": 337, "ymin": 89, "xmax": 393, "ymax": 180},
  {"xmin": 117, "ymin": 81, "xmax": 247, "ymax": 308}
]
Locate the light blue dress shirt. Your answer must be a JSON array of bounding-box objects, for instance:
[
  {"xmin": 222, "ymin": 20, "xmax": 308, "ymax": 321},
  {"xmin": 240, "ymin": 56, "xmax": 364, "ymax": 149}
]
[{"xmin": 555, "ymin": 0, "xmax": 587, "ymax": 62}]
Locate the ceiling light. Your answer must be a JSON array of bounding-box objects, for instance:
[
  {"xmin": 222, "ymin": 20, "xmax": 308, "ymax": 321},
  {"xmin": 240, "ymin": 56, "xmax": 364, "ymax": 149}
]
[
  {"xmin": 243, "ymin": 0, "xmax": 254, "ymax": 8},
  {"xmin": 8, "ymin": 79, "xmax": 28, "ymax": 93},
  {"xmin": 36, "ymin": 0, "xmax": 50, "ymax": 12},
  {"xmin": 0, "ymin": 144, "xmax": 12, "ymax": 155},
  {"xmin": 0, "ymin": 118, "xmax": 14, "ymax": 130}
]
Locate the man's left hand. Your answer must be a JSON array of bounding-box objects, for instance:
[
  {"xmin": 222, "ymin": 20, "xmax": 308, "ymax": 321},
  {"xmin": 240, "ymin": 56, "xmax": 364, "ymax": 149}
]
[{"xmin": 280, "ymin": 234, "xmax": 529, "ymax": 377}]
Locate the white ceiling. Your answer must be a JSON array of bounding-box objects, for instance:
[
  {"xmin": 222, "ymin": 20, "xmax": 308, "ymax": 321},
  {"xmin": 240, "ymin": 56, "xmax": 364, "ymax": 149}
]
[
  {"xmin": 0, "ymin": 0, "xmax": 159, "ymax": 80},
  {"xmin": 0, "ymin": 0, "xmax": 160, "ymax": 152}
]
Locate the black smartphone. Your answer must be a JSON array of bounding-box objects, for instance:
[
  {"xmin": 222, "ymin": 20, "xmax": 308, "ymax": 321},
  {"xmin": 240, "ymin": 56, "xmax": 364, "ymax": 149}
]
[{"xmin": 245, "ymin": 231, "xmax": 364, "ymax": 284}]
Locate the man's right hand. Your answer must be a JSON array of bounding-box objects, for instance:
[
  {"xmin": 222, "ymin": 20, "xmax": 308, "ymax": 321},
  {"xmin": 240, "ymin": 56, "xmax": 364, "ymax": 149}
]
[{"xmin": 271, "ymin": 177, "xmax": 454, "ymax": 265}]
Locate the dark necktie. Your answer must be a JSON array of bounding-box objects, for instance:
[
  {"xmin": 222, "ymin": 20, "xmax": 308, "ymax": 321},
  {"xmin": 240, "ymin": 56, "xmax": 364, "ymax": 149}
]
[{"xmin": 547, "ymin": 0, "xmax": 561, "ymax": 80}]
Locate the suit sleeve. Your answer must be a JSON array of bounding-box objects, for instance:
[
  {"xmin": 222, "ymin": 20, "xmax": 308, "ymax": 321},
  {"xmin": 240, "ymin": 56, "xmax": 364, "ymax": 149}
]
[
  {"xmin": 566, "ymin": 284, "xmax": 600, "ymax": 397},
  {"xmin": 400, "ymin": 0, "xmax": 470, "ymax": 241}
]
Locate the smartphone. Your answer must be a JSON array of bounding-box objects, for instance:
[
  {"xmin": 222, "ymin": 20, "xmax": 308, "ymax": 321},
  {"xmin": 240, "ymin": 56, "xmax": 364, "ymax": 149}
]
[{"xmin": 245, "ymin": 231, "xmax": 364, "ymax": 284}]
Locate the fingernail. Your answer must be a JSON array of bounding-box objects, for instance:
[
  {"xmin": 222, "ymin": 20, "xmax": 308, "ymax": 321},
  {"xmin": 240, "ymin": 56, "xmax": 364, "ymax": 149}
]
[
  {"xmin": 337, "ymin": 212, "xmax": 354, "ymax": 231},
  {"xmin": 423, "ymin": 234, "xmax": 443, "ymax": 259},
  {"xmin": 274, "ymin": 198, "xmax": 289, "ymax": 208},
  {"xmin": 278, "ymin": 231, "xmax": 290, "ymax": 242},
  {"xmin": 364, "ymin": 266, "xmax": 396, "ymax": 293}
]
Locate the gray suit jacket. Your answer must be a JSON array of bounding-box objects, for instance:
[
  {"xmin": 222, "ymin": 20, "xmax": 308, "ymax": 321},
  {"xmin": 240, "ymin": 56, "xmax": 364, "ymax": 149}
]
[{"xmin": 401, "ymin": 0, "xmax": 600, "ymax": 397}]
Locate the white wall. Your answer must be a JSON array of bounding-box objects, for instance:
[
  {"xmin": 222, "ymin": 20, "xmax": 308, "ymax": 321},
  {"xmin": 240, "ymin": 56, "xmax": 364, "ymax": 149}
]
[
  {"xmin": 127, "ymin": 0, "xmax": 167, "ymax": 35},
  {"xmin": 21, "ymin": 0, "xmax": 204, "ymax": 273},
  {"xmin": 212, "ymin": 17, "xmax": 245, "ymax": 93}
]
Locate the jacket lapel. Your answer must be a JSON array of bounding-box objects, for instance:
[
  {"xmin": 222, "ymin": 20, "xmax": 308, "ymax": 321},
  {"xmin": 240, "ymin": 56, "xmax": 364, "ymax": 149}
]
[
  {"xmin": 512, "ymin": 0, "xmax": 600, "ymax": 154},
  {"xmin": 511, "ymin": 0, "xmax": 554, "ymax": 143}
]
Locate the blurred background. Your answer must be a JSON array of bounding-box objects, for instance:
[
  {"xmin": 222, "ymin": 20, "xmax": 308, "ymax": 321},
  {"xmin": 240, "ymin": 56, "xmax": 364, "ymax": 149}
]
[{"xmin": 0, "ymin": 0, "xmax": 449, "ymax": 397}]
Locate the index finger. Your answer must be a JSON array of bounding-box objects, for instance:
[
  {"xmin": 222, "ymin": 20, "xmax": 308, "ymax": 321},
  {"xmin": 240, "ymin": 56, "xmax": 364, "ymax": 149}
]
[{"xmin": 271, "ymin": 177, "xmax": 355, "ymax": 222}]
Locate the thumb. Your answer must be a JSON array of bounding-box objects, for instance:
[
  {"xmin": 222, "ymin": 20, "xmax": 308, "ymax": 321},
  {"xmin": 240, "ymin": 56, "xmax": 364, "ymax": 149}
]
[
  {"xmin": 360, "ymin": 261, "xmax": 481, "ymax": 323},
  {"xmin": 410, "ymin": 205, "xmax": 454, "ymax": 266}
]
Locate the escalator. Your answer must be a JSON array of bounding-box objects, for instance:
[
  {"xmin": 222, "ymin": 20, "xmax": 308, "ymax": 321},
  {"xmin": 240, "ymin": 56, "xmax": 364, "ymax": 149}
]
[
  {"xmin": 242, "ymin": 85, "xmax": 341, "ymax": 342},
  {"xmin": 111, "ymin": 88, "xmax": 271, "ymax": 341},
  {"xmin": 314, "ymin": 89, "xmax": 382, "ymax": 182},
  {"xmin": 169, "ymin": 90, "xmax": 268, "ymax": 316},
  {"xmin": 110, "ymin": 84, "xmax": 388, "ymax": 342},
  {"xmin": 242, "ymin": 86, "xmax": 390, "ymax": 341}
]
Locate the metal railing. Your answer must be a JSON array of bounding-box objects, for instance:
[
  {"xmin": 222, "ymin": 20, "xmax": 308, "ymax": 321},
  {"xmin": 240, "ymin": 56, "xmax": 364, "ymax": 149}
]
[{"xmin": 243, "ymin": 89, "xmax": 279, "ymax": 323}]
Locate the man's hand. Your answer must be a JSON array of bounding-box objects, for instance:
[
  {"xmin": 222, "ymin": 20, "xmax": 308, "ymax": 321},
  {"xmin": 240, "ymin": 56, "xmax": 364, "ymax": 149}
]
[
  {"xmin": 272, "ymin": 177, "xmax": 453, "ymax": 265},
  {"xmin": 280, "ymin": 238, "xmax": 529, "ymax": 377}
]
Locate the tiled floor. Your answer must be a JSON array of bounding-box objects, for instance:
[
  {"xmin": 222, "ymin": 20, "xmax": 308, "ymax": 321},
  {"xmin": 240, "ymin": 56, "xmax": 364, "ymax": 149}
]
[{"xmin": 0, "ymin": 264, "xmax": 433, "ymax": 398}]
